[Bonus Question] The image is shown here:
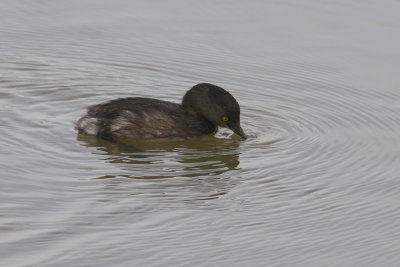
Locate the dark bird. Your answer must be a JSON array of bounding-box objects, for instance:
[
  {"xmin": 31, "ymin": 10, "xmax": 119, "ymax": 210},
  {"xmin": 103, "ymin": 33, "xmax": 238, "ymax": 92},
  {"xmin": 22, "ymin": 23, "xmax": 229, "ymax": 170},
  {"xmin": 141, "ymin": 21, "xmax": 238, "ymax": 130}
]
[{"xmin": 77, "ymin": 83, "xmax": 246, "ymax": 140}]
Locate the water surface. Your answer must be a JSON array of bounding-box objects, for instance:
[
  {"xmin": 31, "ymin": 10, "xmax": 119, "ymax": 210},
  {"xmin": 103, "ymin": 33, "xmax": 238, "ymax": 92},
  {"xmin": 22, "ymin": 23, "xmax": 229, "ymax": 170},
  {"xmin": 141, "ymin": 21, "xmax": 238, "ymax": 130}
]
[{"xmin": 1, "ymin": 0, "xmax": 400, "ymax": 266}]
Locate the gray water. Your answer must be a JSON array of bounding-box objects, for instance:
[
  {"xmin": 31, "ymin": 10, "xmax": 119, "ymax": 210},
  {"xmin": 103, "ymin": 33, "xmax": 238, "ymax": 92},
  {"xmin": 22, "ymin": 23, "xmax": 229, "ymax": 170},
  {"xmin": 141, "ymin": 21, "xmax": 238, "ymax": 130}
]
[{"xmin": 1, "ymin": 0, "xmax": 400, "ymax": 266}]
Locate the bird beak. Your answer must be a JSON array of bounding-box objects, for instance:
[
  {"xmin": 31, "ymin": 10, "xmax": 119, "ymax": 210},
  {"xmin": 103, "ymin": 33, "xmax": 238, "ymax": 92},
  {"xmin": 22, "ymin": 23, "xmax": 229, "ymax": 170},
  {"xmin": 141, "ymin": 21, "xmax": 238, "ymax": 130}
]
[{"xmin": 230, "ymin": 124, "xmax": 247, "ymax": 140}]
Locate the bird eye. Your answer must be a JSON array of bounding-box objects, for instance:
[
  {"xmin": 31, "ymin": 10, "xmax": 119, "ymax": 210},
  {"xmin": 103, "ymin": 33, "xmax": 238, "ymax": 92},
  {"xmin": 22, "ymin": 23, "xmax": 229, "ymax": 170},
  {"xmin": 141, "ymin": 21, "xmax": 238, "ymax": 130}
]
[{"xmin": 221, "ymin": 115, "xmax": 229, "ymax": 122}]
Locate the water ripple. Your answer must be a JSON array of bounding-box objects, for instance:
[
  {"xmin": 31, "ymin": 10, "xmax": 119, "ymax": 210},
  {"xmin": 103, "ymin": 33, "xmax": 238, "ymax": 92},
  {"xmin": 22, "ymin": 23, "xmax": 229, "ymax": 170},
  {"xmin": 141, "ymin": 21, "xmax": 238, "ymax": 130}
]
[{"xmin": 2, "ymin": 1, "xmax": 400, "ymax": 265}]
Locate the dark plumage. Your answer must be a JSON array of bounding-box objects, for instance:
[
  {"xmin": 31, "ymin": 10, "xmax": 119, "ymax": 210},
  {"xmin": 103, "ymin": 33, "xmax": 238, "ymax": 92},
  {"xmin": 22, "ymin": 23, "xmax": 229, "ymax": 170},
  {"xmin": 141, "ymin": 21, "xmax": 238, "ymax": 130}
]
[{"xmin": 76, "ymin": 83, "xmax": 246, "ymax": 140}]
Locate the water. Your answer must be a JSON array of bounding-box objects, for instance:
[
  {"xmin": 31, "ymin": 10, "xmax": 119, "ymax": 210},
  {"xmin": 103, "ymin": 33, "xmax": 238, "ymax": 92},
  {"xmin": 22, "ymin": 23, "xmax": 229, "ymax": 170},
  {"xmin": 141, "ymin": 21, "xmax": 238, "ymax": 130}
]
[{"xmin": 1, "ymin": 0, "xmax": 400, "ymax": 266}]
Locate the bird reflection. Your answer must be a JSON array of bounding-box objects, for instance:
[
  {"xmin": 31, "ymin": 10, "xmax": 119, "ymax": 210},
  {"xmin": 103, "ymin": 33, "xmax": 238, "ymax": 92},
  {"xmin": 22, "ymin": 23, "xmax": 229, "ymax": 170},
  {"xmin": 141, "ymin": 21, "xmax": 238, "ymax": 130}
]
[{"xmin": 77, "ymin": 133, "xmax": 242, "ymax": 179}]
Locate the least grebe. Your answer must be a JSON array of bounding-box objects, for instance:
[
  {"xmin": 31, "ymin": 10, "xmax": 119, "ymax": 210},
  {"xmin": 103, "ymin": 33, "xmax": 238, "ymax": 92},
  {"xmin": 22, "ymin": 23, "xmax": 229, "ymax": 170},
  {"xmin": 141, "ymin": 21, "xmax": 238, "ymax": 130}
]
[{"xmin": 77, "ymin": 83, "xmax": 246, "ymax": 140}]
